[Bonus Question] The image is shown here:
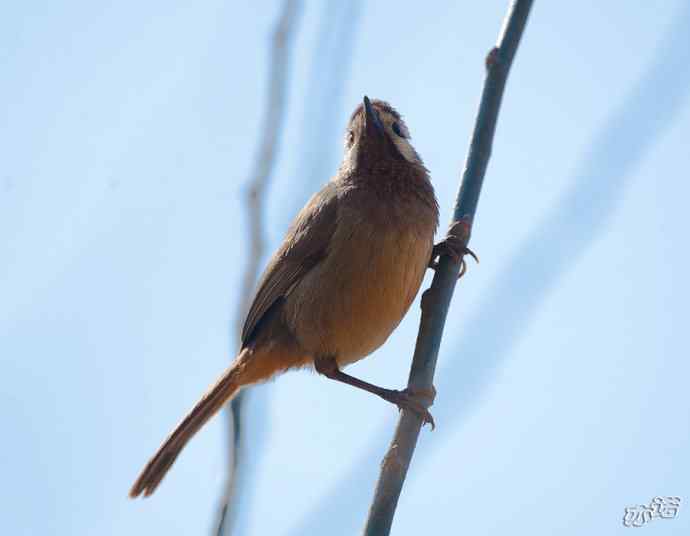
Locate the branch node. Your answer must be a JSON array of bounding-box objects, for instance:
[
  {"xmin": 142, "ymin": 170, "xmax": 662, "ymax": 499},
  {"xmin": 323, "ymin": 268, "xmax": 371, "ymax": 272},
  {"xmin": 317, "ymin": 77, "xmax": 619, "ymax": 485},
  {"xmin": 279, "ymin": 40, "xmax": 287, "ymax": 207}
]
[
  {"xmin": 381, "ymin": 444, "xmax": 403, "ymax": 473},
  {"xmin": 447, "ymin": 216, "xmax": 472, "ymax": 244},
  {"xmin": 420, "ymin": 288, "xmax": 436, "ymax": 312},
  {"xmin": 485, "ymin": 46, "xmax": 500, "ymax": 70}
]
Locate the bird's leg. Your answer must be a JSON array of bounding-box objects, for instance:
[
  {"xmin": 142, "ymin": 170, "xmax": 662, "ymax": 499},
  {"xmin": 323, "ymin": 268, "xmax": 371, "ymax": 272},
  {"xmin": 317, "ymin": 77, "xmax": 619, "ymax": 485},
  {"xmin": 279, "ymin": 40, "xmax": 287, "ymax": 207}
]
[
  {"xmin": 429, "ymin": 219, "xmax": 478, "ymax": 278},
  {"xmin": 314, "ymin": 356, "xmax": 436, "ymax": 428}
]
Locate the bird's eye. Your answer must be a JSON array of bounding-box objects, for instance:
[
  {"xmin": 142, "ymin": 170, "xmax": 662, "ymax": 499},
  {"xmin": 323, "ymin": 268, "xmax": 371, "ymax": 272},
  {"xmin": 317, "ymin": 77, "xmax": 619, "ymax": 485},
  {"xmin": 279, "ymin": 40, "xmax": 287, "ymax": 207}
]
[
  {"xmin": 392, "ymin": 122, "xmax": 404, "ymax": 138},
  {"xmin": 346, "ymin": 130, "xmax": 355, "ymax": 146}
]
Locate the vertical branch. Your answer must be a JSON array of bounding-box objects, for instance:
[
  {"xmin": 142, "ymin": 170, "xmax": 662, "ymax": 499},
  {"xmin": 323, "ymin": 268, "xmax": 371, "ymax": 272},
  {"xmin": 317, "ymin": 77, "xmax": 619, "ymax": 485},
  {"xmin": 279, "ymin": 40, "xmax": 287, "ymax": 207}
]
[
  {"xmin": 215, "ymin": 1, "xmax": 303, "ymax": 535},
  {"xmin": 362, "ymin": 1, "xmax": 534, "ymax": 535}
]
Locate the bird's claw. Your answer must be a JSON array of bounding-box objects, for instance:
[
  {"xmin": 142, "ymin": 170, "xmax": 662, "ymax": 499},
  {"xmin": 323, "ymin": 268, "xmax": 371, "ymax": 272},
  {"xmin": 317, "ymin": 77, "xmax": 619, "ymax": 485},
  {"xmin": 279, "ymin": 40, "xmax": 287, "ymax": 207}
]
[
  {"xmin": 429, "ymin": 220, "xmax": 479, "ymax": 278},
  {"xmin": 385, "ymin": 386, "xmax": 436, "ymax": 430}
]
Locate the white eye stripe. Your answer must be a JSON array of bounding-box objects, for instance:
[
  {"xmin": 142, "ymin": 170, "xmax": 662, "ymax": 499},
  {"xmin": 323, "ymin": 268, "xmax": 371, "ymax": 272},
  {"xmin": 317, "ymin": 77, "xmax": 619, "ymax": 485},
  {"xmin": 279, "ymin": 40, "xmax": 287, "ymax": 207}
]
[{"xmin": 391, "ymin": 133, "xmax": 419, "ymax": 163}]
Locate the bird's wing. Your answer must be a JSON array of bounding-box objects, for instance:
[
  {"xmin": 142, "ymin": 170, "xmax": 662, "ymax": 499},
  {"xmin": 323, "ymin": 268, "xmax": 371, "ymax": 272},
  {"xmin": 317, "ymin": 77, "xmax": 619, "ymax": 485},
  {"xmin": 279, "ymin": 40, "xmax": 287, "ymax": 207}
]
[{"xmin": 241, "ymin": 181, "xmax": 340, "ymax": 345}]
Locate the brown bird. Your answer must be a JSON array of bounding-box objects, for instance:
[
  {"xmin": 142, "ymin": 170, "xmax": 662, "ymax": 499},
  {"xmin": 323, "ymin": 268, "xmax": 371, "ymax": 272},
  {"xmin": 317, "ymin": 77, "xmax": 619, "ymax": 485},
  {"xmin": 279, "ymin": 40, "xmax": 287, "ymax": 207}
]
[{"xmin": 130, "ymin": 96, "xmax": 469, "ymax": 498}]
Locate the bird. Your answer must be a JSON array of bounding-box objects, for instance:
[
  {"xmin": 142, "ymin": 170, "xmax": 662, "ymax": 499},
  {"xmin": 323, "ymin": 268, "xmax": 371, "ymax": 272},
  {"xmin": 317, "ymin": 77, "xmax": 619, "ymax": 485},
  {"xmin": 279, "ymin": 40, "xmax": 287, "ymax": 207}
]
[{"xmin": 129, "ymin": 96, "xmax": 472, "ymax": 498}]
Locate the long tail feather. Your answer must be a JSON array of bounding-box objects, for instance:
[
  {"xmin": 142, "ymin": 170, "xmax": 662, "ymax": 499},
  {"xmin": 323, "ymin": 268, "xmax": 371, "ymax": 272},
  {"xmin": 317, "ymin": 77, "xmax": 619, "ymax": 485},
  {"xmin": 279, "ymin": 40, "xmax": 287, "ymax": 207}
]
[{"xmin": 129, "ymin": 363, "xmax": 241, "ymax": 498}]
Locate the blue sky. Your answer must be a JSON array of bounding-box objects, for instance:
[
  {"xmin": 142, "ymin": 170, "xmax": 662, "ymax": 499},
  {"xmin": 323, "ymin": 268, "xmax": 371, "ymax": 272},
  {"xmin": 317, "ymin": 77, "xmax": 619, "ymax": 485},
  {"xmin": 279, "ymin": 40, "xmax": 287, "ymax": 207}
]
[{"xmin": 2, "ymin": 1, "xmax": 689, "ymax": 535}]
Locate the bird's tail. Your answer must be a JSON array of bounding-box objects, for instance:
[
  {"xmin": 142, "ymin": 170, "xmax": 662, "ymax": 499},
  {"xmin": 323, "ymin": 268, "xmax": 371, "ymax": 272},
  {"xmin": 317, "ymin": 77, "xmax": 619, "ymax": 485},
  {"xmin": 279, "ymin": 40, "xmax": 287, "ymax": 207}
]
[{"xmin": 129, "ymin": 354, "xmax": 245, "ymax": 498}]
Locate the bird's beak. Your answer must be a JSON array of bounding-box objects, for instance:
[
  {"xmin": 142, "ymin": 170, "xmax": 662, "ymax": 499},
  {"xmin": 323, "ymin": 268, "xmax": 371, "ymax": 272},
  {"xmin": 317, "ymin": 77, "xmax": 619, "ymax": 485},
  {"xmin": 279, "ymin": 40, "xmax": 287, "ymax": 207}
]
[{"xmin": 363, "ymin": 96, "xmax": 385, "ymax": 138}]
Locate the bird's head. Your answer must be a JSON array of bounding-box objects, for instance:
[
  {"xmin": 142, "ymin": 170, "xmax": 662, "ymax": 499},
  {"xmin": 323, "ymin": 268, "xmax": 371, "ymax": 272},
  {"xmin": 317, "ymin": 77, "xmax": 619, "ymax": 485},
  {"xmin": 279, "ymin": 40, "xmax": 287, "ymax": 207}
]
[{"xmin": 342, "ymin": 96, "xmax": 424, "ymax": 173}]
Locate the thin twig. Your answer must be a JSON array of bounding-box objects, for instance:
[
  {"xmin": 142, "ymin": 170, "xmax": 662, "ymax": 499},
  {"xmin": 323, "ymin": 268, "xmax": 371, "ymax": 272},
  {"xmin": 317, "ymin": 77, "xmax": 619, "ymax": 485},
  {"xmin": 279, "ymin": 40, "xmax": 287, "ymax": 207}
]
[
  {"xmin": 362, "ymin": 1, "xmax": 533, "ymax": 534},
  {"xmin": 215, "ymin": 1, "xmax": 302, "ymax": 535}
]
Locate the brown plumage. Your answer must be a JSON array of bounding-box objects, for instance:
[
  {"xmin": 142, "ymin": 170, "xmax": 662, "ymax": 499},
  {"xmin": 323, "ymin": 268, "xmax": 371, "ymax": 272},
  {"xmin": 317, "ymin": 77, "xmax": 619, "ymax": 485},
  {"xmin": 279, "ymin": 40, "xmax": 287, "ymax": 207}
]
[{"xmin": 130, "ymin": 97, "xmax": 440, "ymax": 498}]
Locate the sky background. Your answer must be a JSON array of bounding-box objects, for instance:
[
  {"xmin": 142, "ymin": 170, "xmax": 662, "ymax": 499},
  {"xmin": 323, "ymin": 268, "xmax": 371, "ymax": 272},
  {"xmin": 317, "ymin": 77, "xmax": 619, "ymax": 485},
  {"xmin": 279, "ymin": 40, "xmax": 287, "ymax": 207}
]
[{"xmin": 2, "ymin": 1, "xmax": 689, "ymax": 535}]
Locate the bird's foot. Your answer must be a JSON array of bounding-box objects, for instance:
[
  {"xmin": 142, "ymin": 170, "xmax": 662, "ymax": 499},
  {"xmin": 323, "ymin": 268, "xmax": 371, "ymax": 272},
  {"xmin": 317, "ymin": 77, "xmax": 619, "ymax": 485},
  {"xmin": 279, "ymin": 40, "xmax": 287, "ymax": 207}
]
[
  {"xmin": 314, "ymin": 357, "xmax": 436, "ymax": 428},
  {"xmin": 429, "ymin": 220, "xmax": 478, "ymax": 278},
  {"xmin": 382, "ymin": 386, "xmax": 436, "ymax": 429}
]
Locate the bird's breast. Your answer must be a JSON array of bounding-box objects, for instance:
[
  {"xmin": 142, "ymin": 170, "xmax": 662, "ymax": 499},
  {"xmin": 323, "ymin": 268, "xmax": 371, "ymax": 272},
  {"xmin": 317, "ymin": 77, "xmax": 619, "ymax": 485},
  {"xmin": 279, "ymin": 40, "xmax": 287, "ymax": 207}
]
[{"xmin": 285, "ymin": 200, "xmax": 436, "ymax": 366}]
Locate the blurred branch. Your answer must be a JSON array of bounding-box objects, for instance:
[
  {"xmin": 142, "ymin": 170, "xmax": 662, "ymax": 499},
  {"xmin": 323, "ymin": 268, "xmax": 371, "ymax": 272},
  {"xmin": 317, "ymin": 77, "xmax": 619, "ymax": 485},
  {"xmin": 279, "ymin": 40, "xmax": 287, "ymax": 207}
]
[
  {"xmin": 215, "ymin": 1, "xmax": 303, "ymax": 535},
  {"xmin": 225, "ymin": 4, "xmax": 363, "ymax": 534},
  {"xmin": 362, "ymin": 2, "xmax": 533, "ymax": 534}
]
